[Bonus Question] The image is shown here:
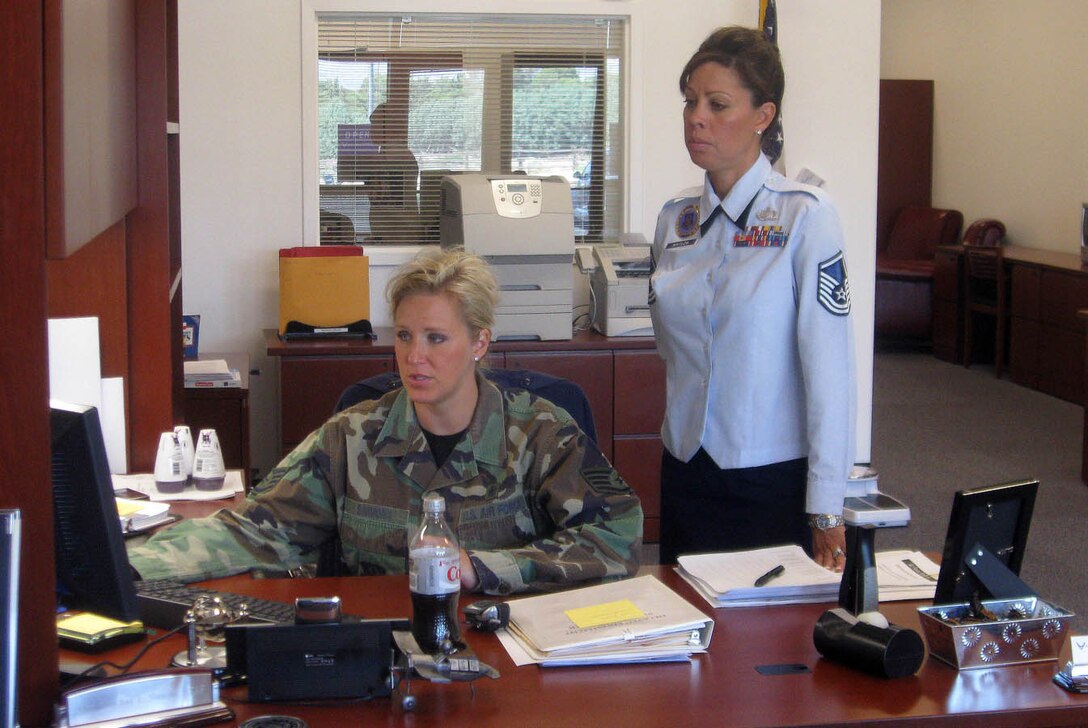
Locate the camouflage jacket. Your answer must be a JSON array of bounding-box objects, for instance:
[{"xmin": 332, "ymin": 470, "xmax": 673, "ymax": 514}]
[{"xmin": 128, "ymin": 376, "xmax": 644, "ymax": 595}]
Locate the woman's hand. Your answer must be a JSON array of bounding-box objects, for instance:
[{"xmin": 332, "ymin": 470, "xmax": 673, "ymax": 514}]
[
  {"xmin": 460, "ymin": 548, "xmax": 480, "ymax": 591},
  {"xmin": 812, "ymin": 526, "xmax": 847, "ymax": 572}
]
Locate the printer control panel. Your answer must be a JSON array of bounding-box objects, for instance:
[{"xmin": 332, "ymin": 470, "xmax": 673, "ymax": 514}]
[{"xmin": 490, "ymin": 179, "xmax": 543, "ymax": 219}]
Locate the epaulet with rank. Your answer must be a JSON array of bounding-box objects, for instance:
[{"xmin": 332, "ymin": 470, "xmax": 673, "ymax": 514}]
[{"xmin": 765, "ymin": 173, "xmax": 825, "ymax": 202}]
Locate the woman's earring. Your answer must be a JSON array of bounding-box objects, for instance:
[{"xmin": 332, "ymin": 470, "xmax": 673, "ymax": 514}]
[
  {"xmin": 473, "ymin": 356, "xmax": 480, "ymax": 362},
  {"xmin": 756, "ymin": 129, "xmax": 764, "ymax": 136}
]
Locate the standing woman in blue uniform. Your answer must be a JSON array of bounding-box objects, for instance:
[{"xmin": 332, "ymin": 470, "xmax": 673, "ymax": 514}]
[{"xmin": 650, "ymin": 26, "xmax": 856, "ymax": 571}]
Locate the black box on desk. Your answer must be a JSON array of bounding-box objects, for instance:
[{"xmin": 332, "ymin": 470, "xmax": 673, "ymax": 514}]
[{"xmin": 225, "ymin": 619, "xmax": 405, "ymax": 701}]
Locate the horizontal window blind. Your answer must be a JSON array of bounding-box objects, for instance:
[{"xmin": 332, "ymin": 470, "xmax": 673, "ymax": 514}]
[{"xmin": 317, "ymin": 13, "xmax": 626, "ymax": 246}]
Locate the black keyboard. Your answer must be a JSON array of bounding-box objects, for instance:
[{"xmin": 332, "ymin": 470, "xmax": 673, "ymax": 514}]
[{"xmin": 135, "ymin": 579, "xmax": 298, "ymax": 629}]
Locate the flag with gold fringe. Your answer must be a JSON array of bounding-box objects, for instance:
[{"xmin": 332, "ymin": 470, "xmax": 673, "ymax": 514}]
[{"xmin": 759, "ymin": 0, "xmax": 784, "ymax": 167}]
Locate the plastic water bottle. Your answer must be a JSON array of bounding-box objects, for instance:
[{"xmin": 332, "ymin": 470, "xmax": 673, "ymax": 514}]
[{"xmin": 409, "ymin": 493, "xmax": 461, "ymax": 654}]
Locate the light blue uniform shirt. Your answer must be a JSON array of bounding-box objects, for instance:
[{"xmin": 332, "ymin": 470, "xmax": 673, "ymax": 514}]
[{"xmin": 649, "ymin": 154, "xmax": 856, "ymax": 515}]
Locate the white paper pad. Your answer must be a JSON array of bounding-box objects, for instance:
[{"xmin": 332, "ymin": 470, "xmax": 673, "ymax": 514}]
[
  {"xmin": 48, "ymin": 317, "xmax": 102, "ymax": 411},
  {"xmin": 183, "ymin": 359, "xmax": 232, "ymax": 376},
  {"xmin": 678, "ymin": 544, "xmax": 842, "ymax": 608},
  {"xmin": 676, "ymin": 547, "xmax": 940, "ymax": 609}
]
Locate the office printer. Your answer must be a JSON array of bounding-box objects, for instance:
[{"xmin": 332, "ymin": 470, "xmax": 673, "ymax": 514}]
[
  {"xmin": 440, "ymin": 174, "xmax": 573, "ymax": 340},
  {"xmin": 583, "ymin": 240, "xmax": 654, "ymax": 337}
]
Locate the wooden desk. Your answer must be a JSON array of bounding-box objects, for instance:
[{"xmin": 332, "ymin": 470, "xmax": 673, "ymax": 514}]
[
  {"xmin": 265, "ymin": 328, "xmax": 667, "ymax": 541},
  {"xmin": 934, "ymin": 245, "xmax": 1088, "ymax": 404},
  {"xmin": 61, "ymin": 567, "xmax": 1088, "ymax": 727}
]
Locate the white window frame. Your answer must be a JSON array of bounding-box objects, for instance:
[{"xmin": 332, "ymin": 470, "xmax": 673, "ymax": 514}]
[{"xmin": 299, "ymin": 0, "xmax": 644, "ymax": 249}]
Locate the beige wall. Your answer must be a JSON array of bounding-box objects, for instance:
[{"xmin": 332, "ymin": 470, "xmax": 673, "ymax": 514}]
[
  {"xmin": 882, "ymin": 0, "xmax": 1088, "ymax": 252},
  {"xmin": 180, "ymin": 0, "xmax": 881, "ymax": 476}
]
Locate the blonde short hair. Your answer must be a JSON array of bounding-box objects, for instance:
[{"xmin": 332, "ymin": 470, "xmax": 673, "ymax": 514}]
[{"xmin": 386, "ymin": 247, "xmax": 499, "ymax": 336}]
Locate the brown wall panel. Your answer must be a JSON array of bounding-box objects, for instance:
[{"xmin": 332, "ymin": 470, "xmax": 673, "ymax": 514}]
[
  {"xmin": 0, "ymin": 1, "xmax": 58, "ymax": 722},
  {"xmin": 46, "ymin": 221, "xmax": 130, "ymax": 378},
  {"xmin": 876, "ymin": 79, "xmax": 934, "ymax": 251}
]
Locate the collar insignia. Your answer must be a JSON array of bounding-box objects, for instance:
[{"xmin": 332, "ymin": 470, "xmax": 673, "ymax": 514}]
[{"xmin": 756, "ymin": 207, "xmax": 779, "ymax": 222}]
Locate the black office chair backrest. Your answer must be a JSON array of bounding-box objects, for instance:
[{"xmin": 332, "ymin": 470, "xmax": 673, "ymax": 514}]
[{"xmin": 334, "ymin": 369, "xmax": 598, "ymax": 444}]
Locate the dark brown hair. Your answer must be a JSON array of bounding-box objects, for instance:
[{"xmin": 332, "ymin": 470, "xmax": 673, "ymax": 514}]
[{"xmin": 679, "ymin": 26, "xmax": 784, "ymax": 128}]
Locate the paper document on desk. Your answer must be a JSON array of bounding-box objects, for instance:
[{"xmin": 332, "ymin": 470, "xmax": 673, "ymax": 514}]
[
  {"xmin": 183, "ymin": 359, "xmax": 232, "ymax": 378},
  {"xmin": 498, "ymin": 575, "xmax": 713, "ymax": 666},
  {"xmin": 873, "ymin": 550, "xmax": 939, "ymax": 601},
  {"xmin": 115, "ymin": 498, "xmax": 176, "ymax": 534},
  {"xmin": 111, "ymin": 470, "xmax": 244, "ymax": 501},
  {"xmin": 677, "ymin": 544, "xmax": 842, "ymax": 608},
  {"xmin": 677, "ymin": 546, "xmax": 942, "ymax": 609}
]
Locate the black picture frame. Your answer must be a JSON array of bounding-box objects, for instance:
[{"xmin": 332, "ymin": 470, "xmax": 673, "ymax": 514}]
[{"xmin": 933, "ymin": 479, "xmax": 1039, "ymax": 604}]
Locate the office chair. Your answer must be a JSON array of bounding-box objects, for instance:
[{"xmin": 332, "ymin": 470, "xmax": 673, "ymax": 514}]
[
  {"xmin": 961, "ymin": 219, "xmax": 1008, "ymax": 377},
  {"xmin": 317, "ymin": 368, "xmax": 598, "ymax": 576},
  {"xmin": 318, "ymin": 208, "xmax": 355, "ymax": 245},
  {"xmin": 334, "ymin": 369, "xmax": 597, "ymax": 444},
  {"xmin": 875, "ymin": 206, "xmax": 964, "ymax": 341}
]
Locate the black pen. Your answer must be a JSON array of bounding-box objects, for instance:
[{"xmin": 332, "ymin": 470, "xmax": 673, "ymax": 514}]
[{"xmin": 754, "ymin": 564, "xmax": 785, "ymax": 587}]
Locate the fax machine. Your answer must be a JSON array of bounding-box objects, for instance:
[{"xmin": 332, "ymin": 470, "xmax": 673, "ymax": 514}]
[
  {"xmin": 584, "ymin": 242, "xmax": 654, "ymax": 337},
  {"xmin": 440, "ymin": 174, "xmax": 573, "ymax": 340}
]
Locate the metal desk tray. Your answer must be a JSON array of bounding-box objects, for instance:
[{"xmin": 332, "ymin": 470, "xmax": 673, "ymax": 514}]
[{"xmin": 918, "ymin": 596, "xmax": 1074, "ymax": 670}]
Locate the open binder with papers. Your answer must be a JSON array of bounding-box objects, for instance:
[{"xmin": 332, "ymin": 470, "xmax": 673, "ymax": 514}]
[
  {"xmin": 677, "ymin": 545, "xmax": 941, "ymax": 609},
  {"xmin": 115, "ymin": 497, "xmax": 177, "ymax": 536},
  {"xmin": 497, "ymin": 575, "xmax": 713, "ymax": 666},
  {"xmin": 678, "ymin": 545, "xmax": 841, "ymax": 608}
]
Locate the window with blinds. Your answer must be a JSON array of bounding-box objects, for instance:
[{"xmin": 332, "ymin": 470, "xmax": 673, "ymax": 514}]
[{"xmin": 317, "ymin": 13, "xmax": 626, "ymax": 246}]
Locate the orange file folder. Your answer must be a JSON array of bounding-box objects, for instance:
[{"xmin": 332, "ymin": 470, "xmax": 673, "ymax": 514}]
[{"xmin": 278, "ymin": 246, "xmax": 369, "ymax": 335}]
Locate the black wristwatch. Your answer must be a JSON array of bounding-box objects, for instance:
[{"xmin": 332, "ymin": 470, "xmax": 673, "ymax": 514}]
[{"xmin": 807, "ymin": 513, "xmax": 845, "ymax": 530}]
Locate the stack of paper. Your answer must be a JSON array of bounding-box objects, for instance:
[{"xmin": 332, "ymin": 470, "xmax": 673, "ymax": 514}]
[
  {"xmin": 115, "ymin": 497, "xmax": 176, "ymax": 534},
  {"xmin": 498, "ymin": 575, "xmax": 714, "ymax": 666},
  {"xmin": 677, "ymin": 545, "xmax": 943, "ymax": 610},
  {"xmin": 183, "ymin": 359, "xmax": 241, "ymax": 388},
  {"xmin": 873, "ymin": 550, "xmax": 939, "ymax": 601},
  {"xmin": 678, "ymin": 545, "xmax": 842, "ymax": 608}
]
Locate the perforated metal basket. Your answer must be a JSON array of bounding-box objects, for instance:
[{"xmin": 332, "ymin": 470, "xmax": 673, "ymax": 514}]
[{"xmin": 917, "ymin": 597, "xmax": 1074, "ymax": 670}]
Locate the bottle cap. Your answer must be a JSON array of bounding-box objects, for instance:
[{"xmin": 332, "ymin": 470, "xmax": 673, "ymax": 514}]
[{"xmin": 423, "ymin": 493, "xmax": 445, "ymax": 514}]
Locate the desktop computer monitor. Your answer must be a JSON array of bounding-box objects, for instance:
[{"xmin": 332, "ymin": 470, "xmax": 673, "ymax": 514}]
[
  {"xmin": 1, "ymin": 509, "xmax": 20, "ymax": 728},
  {"xmin": 933, "ymin": 479, "xmax": 1038, "ymax": 604},
  {"xmin": 51, "ymin": 400, "xmax": 140, "ymax": 622}
]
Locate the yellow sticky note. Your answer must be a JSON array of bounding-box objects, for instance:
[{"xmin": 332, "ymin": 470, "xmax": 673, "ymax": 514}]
[
  {"xmin": 58, "ymin": 612, "xmax": 140, "ymax": 635},
  {"xmin": 565, "ymin": 599, "xmax": 646, "ymax": 629},
  {"xmin": 115, "ymin": 498, "xmax": 145, "ymax": 517}
]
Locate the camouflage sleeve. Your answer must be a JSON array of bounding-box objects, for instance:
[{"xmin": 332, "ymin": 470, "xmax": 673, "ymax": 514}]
[
  {"xmin": 126, "ymin": 420, "xmax": 345, "ymax": 583},
  {"xmin": 467, "ymin": 416, "xmax": 644, "ymax": 595}
]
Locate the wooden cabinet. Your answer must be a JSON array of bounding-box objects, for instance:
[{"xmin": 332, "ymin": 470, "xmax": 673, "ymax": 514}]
[
  {"xmin": 932, "ymin": 247, "xmax": 963, "ymax": 363},
  {"xmin": 279, "ymin": 355, "xmax": 394, "ymax": 451},
  {"xmin": 183, "ymin": 353, "xmax": 251, "ymax": 488},
  {"xmin": 612, "ymin": 351, "xmax": 667, "ymax": 542},
  {"xmin": 1009, "ymin": 263, "xmax": 1088, "ymax": 403},
  {"xmin": 1008, "ymin": 265, "xmax": 1041, "ymax": 389},
  {"xmin": 935, "ymin": 245, "xmax": 1088, "ymax": 405},
  {"xmin": 266, "ymin": 329, "xmax": 666, "ymax": 541}
]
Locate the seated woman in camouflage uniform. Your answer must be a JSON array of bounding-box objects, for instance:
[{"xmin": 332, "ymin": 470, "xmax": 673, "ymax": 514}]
[{"xmin": 128, "ymin": 248, "xmax": 643, "ymax": 595}]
